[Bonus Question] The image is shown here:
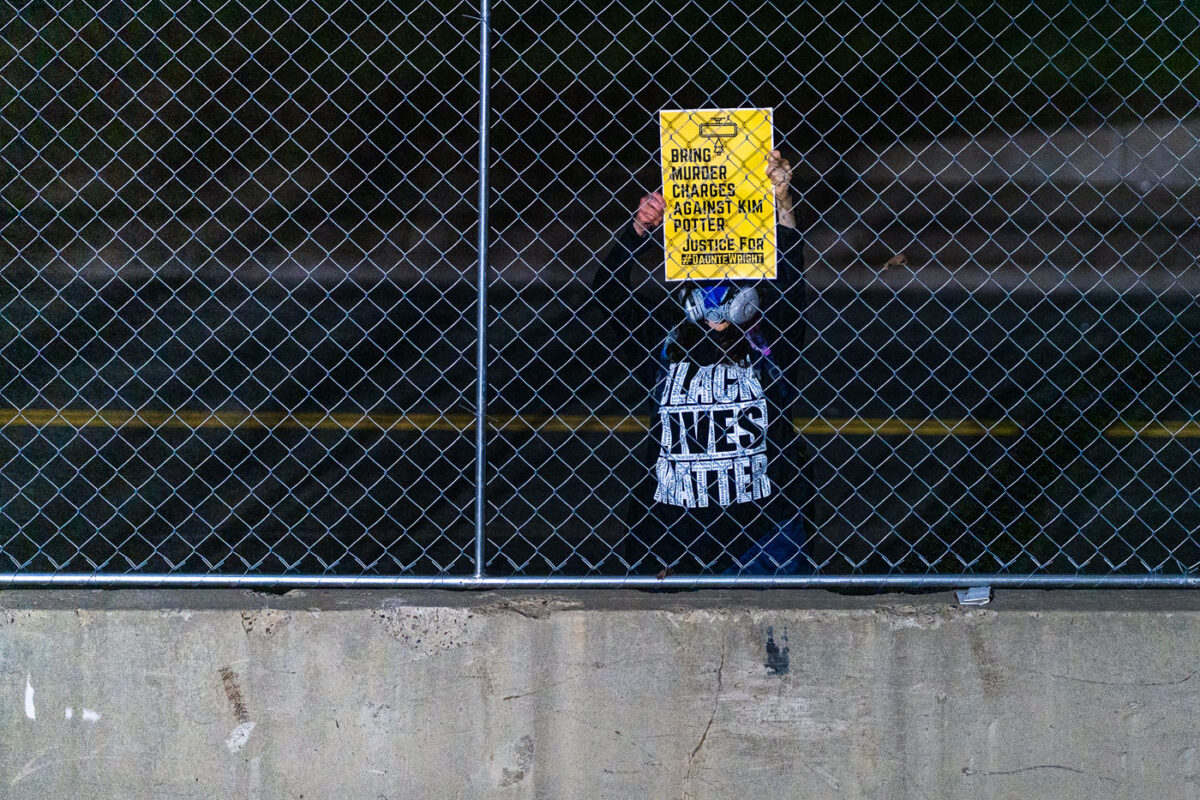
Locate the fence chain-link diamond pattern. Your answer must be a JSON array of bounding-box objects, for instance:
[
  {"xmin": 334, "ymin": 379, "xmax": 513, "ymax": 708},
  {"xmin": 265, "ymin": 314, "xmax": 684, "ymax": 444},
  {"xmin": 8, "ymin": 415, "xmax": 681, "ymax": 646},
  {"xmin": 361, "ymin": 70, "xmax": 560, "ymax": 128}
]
[
  {"xmin": 2, "ymin": 0, "xmax": 479, "ymax": 575},
  {"xmin": 2, "ymin": 1, "xmax": 1198, "ymax": 584}
]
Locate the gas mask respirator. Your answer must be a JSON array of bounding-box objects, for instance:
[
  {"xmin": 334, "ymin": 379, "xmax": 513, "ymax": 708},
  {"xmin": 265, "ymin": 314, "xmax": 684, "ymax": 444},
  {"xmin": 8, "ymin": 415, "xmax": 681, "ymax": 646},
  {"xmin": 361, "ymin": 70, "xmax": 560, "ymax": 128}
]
[{"xmin": 681, "ymin": 284, "xmax": 760, "ymax": 326}]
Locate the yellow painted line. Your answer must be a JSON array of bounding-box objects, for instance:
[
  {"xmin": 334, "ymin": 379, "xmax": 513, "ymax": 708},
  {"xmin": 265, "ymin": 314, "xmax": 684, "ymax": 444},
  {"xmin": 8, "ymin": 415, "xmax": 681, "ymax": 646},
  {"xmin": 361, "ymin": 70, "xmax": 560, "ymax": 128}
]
[
  {"xmin": 0, "ymin": 409, "xmax": 1195, "ymax": 438},
  {"xmin": 0, "ymin": 409, "xmax": 476, "ymax": 433},
  {"xmin": 1106, "ymin": 421, "xmax": 1200, "ymax": 439},
  {"xmin": 490, "ymin": 414, "xmax": 650, "ymax": 434},
  {"xmin": 792, "ymin": 417, "xmax": 1023, "ymax": 437}
]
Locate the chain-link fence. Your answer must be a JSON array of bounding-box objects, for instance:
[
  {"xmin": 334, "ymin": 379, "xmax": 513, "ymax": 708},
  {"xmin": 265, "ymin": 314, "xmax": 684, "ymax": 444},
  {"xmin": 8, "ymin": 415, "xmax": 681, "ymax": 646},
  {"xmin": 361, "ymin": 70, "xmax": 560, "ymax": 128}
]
[{"xmin": 2, "ymin": 1, "xmax": 1198, "ymax": 587}]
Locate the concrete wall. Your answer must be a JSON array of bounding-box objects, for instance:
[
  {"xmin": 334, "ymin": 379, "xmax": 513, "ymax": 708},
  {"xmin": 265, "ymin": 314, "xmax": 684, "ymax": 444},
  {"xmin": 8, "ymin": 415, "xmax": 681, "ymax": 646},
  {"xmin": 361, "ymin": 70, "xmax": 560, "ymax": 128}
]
[{"xmin": 2, "ymin": 590, "xmax": 1199, "ymax": 799}]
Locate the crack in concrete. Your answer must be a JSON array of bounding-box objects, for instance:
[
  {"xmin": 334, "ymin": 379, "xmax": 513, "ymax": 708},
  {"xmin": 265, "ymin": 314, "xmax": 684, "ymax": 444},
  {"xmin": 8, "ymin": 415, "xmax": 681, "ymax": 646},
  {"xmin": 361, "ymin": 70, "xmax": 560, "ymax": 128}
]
[
  {"xmin": 1016, "ymin": 667, "xmax": 1196, "ymax": 688},
  {"xmin": 500, "ymin": 668, "xmax": 594, "ymax": 701},
  {"xmin": 962, "ymin": 764, "xmax": 1119, "ymax": 783},
  {"xmin": 11, "ymin": 750, "xmax": 134, "ymax": 787},
  {"xmin": 684, "ymin": 645, "xmax": 726, "ymax": 787}
]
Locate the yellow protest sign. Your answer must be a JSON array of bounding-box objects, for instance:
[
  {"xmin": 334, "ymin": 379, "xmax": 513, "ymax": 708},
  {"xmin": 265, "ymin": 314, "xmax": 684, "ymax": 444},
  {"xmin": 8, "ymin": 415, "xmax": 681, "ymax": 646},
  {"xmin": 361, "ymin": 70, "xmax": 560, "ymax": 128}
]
[{"xmin": 660, "ymin": 108, "xmax": 776, "ymax": 281}]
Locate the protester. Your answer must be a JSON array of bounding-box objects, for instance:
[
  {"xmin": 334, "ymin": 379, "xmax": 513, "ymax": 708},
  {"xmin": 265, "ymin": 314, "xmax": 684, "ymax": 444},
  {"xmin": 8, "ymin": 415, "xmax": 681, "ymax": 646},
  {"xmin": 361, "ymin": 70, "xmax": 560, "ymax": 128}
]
[{"xmin": 593, "ymin": 150, "xmax": 814, "ymax": 576}]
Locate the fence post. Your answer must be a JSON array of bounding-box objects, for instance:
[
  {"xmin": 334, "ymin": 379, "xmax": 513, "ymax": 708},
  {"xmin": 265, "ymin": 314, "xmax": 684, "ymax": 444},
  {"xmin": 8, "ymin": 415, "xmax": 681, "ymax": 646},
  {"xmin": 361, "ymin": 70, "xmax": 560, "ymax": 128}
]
[{"xmin": 474, "ymin": 0, "xmax": 492, "ymax": 579}]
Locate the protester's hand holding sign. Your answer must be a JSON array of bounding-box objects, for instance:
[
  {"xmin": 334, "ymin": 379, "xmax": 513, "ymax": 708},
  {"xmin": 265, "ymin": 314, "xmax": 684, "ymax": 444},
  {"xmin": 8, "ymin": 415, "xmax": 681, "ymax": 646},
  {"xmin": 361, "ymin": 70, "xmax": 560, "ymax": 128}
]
[
  {"xmin": 766, "ymin": 149, "xmax": 796, "ymax": 230},
  {"xmin": 633, "ymin": 191, "xmax": 665, "ymax": 237}
]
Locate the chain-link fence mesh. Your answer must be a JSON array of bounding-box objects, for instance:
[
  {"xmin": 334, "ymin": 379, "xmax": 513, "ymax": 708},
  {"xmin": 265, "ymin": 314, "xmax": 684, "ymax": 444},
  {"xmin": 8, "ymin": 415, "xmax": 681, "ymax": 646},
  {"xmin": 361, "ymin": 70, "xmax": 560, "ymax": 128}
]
[{"xmin": 2, "ymin": 1, "xmax": 1198, "ymax": 583}]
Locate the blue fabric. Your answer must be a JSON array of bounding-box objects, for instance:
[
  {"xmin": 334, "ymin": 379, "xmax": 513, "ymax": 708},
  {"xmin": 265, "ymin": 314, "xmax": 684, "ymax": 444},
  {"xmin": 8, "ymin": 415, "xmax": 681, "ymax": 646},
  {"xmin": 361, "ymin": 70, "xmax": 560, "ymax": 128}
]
[
  {"xmin": 700, "ymin": 285, "xmax": 730, "ymax": 313},
  {"xmin": 725, "ymin": 515, "xmax": 814, "ymax": 575}
]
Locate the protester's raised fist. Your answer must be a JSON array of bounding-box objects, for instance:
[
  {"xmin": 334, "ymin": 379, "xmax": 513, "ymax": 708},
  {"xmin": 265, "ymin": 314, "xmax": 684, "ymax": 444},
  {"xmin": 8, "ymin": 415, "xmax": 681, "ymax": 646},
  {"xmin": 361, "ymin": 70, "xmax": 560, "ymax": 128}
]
[
  {"xmin": 767, "ymin": 149, "xmax": 792, "ymax": 201},
  {"xmin": 633, "ymin": 191, "xmax": 665, "ymax": 237}
]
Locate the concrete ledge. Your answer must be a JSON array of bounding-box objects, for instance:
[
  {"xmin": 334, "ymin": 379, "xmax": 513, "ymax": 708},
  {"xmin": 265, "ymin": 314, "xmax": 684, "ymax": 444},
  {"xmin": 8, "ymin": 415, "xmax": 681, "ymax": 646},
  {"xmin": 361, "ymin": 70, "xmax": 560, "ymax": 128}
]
[{"xmin": 1, "ymin": 590, "xmax": 1198, "ymax": 798}]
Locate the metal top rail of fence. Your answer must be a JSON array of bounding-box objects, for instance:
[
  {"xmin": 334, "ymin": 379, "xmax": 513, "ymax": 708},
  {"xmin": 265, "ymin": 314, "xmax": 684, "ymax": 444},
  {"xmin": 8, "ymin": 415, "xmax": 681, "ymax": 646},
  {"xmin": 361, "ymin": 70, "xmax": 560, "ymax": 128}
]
[{"xmin": 1, "ymin": 1, "xmax": 1197, "ymax": 588}]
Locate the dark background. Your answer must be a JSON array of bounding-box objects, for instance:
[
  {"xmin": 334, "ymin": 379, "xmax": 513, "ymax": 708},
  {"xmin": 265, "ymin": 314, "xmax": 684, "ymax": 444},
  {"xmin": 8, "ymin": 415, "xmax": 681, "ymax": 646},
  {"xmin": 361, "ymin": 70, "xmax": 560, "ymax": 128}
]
[{"xmin": 2, "ymin": 0, "xmax": 1198, "ymax": 575}]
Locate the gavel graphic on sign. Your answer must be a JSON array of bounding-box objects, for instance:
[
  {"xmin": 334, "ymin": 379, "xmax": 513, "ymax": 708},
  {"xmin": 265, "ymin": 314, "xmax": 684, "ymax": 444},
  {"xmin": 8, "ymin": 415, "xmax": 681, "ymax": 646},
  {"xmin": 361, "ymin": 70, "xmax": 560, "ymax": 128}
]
[{"xmin": 698, "ymin": 116, "xmax": 738, "ymax": 155}]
